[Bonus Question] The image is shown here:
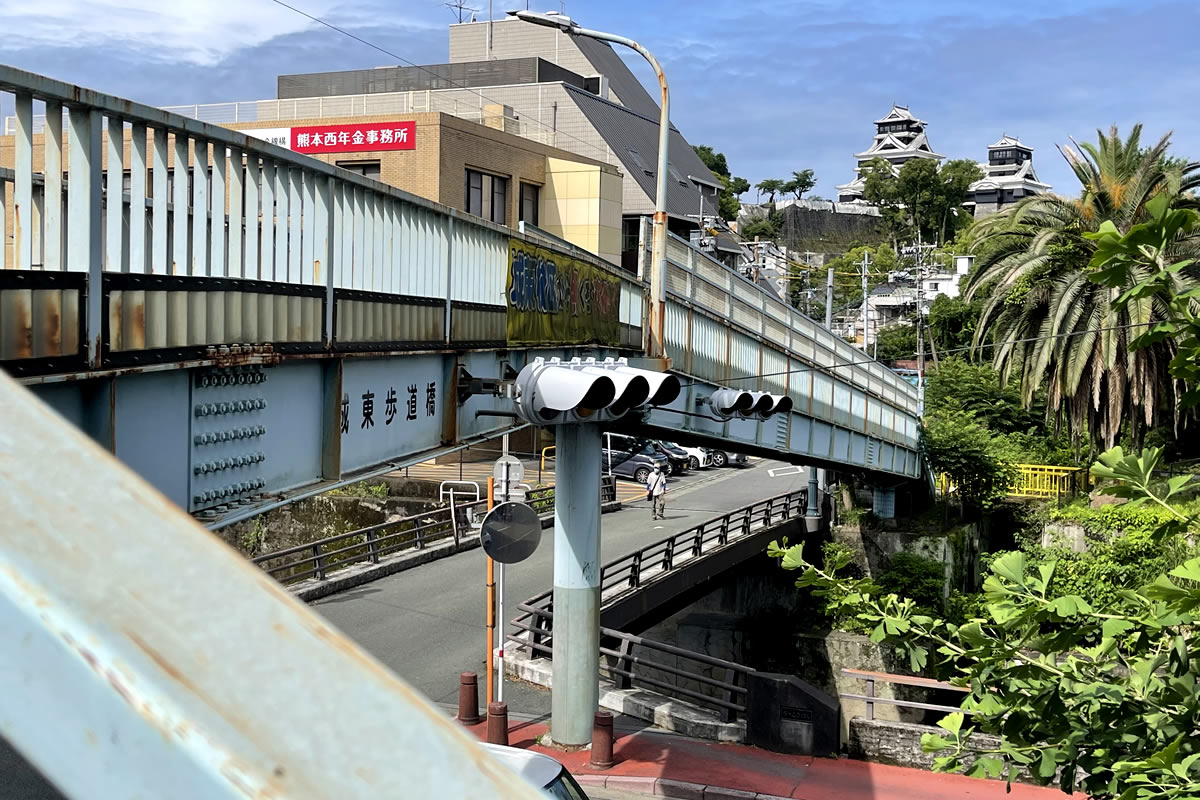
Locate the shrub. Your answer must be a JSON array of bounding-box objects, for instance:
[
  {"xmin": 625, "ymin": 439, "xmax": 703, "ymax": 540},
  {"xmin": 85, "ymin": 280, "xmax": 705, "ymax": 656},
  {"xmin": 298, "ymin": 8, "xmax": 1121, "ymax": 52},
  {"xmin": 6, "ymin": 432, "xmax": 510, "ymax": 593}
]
[{"xmin": 875, "ymin": 552, "xmax": 946, "ymax": 615}]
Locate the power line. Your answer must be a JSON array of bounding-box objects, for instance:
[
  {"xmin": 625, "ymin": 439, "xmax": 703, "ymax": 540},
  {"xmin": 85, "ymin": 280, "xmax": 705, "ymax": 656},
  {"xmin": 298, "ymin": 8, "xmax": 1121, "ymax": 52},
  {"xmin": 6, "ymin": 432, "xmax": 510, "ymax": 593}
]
[{"xmin": 265, "ymin": 0, "xmax": 613, "ymax": 163}]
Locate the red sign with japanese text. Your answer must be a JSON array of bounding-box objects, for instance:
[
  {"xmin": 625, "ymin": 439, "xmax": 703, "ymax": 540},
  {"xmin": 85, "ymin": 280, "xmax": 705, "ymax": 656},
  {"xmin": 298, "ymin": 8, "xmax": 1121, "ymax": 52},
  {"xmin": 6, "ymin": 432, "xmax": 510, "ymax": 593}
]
[{"xmin": 291, "ymin": 121, "xmax": 416, "ymax": 154}]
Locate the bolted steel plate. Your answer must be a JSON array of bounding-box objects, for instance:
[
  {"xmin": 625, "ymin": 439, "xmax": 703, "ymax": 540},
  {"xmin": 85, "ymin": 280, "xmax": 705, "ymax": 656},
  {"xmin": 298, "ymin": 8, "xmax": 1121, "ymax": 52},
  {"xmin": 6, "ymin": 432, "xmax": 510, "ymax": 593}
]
[
  {"xmin": 479, "ymin": 501, "xmax": 542, "ymax": 564},
  {"xmin": 492, "ymin": 455, "xmax": 525, "ymax": 485}
]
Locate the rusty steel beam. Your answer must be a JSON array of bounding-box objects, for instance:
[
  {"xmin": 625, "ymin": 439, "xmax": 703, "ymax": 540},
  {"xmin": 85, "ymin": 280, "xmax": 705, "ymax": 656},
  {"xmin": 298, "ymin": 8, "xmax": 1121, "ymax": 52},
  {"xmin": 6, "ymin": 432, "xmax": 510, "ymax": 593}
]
[{"xmin": 0, "ymin": 369, "xmax": 545, "ymax": 799}]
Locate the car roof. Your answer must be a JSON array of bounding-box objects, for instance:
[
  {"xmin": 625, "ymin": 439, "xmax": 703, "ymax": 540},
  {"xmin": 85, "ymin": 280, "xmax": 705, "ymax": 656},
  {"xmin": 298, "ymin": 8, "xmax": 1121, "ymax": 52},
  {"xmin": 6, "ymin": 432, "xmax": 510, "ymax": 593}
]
[{"xmin": 479, "ymin": 742, "xmax": 565, "ymax": 788}]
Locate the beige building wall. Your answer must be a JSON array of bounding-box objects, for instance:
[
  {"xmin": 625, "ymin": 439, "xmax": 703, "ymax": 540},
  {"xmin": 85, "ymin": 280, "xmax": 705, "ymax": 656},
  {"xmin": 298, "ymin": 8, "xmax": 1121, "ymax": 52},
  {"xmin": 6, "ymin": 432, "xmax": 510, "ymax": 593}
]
[{"xmin": 542, "ymin": 157, "xmax": 622, "ymax": 266}]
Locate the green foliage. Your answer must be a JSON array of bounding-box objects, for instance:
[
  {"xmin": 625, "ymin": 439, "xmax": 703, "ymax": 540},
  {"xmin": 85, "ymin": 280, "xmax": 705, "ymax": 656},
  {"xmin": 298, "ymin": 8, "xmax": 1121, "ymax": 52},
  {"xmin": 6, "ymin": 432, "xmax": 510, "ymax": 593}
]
[
  {"xmin": 770, "ymin": 445, "xmax": 1200, "ymax": 799},
  {"xmin": 755, "ymin": 178, "xmax": 785, "ymax": 204},
  {"xmin": 926, "ymin": 357, "xmax": 1037, "ymax": 434},
  {"xmin": 921, "ymin": 407, "xmax": 1019, "ymax": 512},
  {"xmin": 872, "ymin": 324, "xmax": 917, "ymax": 362},
  {"xmin": 782, "ymin": 168, "xmax": 817, "ymax": 200},
  {"xmin": 875, "ymin": 552, "xmax": 945, "ymax": 615},
  {"xmin": 816, "ymin": 243, "xmax": 898, "ymax": 314},
  {"xmin": 1085, "ymin": 193, "xmax": 1200, "ymax": 410},
  {"xmin": 694, "ymin": 144, "xmax": 750, "ymax": 221},
  {"xmin": 741, "ymin": 210, "xmax": 781, "ymax": 240},
  {"xmin": 327, "ymin": 481, "xmax": 390, "ymax": 499},
  {"xmin": 965, "ymin": 125, "xmax": 1199, "ymax": 449},
  {"xmin": 927, "ymin": 294, "xmax": 981, "ymax": 354},
  {"xmin": 862, "ymin": 156, "xmax": 983, "ymax": 245}
]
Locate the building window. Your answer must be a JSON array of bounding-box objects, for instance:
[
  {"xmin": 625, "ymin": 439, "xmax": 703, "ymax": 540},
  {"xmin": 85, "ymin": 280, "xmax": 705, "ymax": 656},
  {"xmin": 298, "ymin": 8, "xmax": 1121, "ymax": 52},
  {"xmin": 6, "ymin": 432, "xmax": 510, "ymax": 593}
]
[
  {"xmin": 929, "ymin": 282, "xmax": 940, "ymax": 291},
  {"xmin": 465, "ymin": 168, "xmax": 508, "ymax": 225},
  {"xmin": 519, "ymin": 182, "xmax": 540, "ymax": 226},
  {"xmin": 336, "ymin": 160, "xmax": 381, "ymax": 180}
]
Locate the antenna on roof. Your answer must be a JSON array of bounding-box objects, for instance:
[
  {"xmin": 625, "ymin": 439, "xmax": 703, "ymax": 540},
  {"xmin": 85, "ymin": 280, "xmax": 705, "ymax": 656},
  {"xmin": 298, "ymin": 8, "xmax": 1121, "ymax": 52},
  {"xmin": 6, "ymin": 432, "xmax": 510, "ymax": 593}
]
[{"xmin": 445, "ymin": 0, "xmax": 480, "ymax": 23}]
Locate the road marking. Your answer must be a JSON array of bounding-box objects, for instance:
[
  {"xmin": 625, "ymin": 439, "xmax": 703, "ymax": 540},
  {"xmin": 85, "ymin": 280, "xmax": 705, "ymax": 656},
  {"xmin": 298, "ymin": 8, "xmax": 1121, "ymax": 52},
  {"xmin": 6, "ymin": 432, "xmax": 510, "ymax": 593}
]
[{"xmin": 767, "ymin": 465, "xmax": 805, "ymax": 478}]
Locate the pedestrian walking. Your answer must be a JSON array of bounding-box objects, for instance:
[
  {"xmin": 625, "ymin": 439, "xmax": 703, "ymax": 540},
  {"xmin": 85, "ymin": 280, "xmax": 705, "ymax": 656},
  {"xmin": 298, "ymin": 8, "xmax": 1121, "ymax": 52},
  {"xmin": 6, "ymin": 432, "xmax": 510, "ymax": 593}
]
[{"xmin": 646, "ymin": 466, "xmax": 667, "ymax": 520}]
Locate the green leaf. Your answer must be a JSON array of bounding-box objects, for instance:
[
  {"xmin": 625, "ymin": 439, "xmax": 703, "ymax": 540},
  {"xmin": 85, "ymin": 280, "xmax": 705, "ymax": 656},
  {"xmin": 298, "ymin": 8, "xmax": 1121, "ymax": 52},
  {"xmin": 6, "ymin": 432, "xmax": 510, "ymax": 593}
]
[
  {"xmin": 1102, "ymin": 618, "xmax": 1134, "ymax": 639},
  {"xmin": 1037, "ymin": 747, "xmax": 1059, "ymax": 778},
  {"xmin": 921, "ymin": 733, "xmax": 951, "ymax": 752},
  {"xmin": 991, "ymin": 551, "xmax": 1027, "ymax": 586},
  {"xmin": 937, "ymin": 712, "xmax": 964, "ymax": 736}
]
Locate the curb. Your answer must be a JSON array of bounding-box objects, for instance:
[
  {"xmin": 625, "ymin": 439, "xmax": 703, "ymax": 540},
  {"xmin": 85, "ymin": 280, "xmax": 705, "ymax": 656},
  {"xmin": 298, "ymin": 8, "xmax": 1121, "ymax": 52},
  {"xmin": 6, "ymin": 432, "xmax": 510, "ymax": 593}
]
[
  {"xmin": 576, "ymin": 774, "xmax": 790, "ymax": 799},
  {"xmin": 293, "ymin": 499, "xmax": 622, "ymax": 602}
]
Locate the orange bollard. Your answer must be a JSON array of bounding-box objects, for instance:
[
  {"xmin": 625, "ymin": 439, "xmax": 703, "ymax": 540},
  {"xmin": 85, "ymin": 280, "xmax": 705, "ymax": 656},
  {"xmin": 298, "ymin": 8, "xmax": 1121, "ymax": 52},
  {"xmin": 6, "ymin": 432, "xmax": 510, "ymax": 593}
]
[
  {"xmin": 487, "ymin": 701, "xmax": 509, "ymax": 746},
  {"xmin": 589, "ymin": 711, "xmax": 615, "ymax": 769},
  {"xmin": 457, "ymin": 671, "xmax": 481, "ymax": 724}
]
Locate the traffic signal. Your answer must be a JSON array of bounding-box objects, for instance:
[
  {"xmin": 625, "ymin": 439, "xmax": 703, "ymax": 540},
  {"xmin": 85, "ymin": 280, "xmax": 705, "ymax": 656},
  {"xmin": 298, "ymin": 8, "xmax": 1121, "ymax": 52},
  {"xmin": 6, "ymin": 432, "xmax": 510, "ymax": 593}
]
[
  {"xmin": 514, "ymin": 357, "xmax": 681, "ymax": 426},
  {"xmin": 704, "ymin": 388, "xmax": 793, "ymax": 420}
]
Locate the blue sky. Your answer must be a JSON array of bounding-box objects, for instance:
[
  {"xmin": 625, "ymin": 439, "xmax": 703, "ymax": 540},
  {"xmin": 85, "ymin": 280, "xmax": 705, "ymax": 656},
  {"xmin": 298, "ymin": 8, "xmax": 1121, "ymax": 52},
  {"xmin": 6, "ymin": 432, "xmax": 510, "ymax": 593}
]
[{"xmin": 2, "ymin": 0, "xmax": 1195, "ymax": 198}]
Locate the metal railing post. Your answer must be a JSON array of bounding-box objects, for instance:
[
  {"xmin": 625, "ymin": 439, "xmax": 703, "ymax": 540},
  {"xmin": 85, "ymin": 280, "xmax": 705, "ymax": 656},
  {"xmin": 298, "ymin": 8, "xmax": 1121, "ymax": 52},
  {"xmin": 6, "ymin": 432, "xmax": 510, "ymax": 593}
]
[
  {"xmin": 449, "ymin": 490, "xmax": 460, "ymax": 547},
  {"xmin": 313, "ymin": 544, "xmax": 326, "ymax": 580},
  {"xmin": 629, "ymin": 552, "xmax": 641, "ymax": 588},
  {"xmin": 615, "ymin": 638, "xmax": 635, "ymax": 690},
  {"xmin": 866, "ymin": 677, "xmax": 875, "ymax": 720},
  {"xmin": 366, "ymin": 528, "xmax": 379, "ymax": 564}
]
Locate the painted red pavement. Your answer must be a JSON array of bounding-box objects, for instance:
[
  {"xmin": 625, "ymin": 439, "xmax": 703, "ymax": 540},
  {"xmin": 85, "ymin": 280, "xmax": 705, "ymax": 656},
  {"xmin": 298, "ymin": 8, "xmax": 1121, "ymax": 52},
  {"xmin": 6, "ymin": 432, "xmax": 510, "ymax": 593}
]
[{"xmin": 466, "ymin": 717, "xmax": 1083, "ymax": 799}]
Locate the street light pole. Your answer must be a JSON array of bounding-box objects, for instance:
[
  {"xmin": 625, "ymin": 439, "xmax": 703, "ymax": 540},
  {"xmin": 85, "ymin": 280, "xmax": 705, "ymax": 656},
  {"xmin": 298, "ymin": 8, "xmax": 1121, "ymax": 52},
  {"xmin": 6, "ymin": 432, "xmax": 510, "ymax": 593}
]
[{"xmin": 509, "ymin": 10, "xmax": 671, "ymax": 362}]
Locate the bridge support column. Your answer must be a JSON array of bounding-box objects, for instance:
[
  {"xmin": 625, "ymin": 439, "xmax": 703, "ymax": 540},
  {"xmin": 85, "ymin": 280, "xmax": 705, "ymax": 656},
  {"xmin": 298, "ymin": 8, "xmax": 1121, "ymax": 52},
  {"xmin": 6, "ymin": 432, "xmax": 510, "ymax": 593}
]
[
  {"xmin": 806, "ymin": 466, "xmax": 822, "ymax": 535},
  {"xmin": 551, "ymin": 423, "xmax": 602, "ymax": 747}
]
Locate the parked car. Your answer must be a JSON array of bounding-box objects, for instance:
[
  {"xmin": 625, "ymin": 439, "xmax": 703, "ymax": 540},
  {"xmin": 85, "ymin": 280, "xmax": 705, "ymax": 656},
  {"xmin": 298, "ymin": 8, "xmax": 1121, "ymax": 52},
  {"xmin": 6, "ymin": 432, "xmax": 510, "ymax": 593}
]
[
  {"xmin": 669, "ymin": 442, "xmax": 712, "ymax": 470},
  {"xmin": 604, "ymin": 434, "xmax": 683, "ymax": 477},
  {"xmin": 646, "ymin": 441, "xmax": 690, "ymax": 475},
  {"xmin": 601, "ymin": 445, "xmax": 668, "ymax": 484},
  {"xmin": 707, "ymin": 448, "xmax": 749, "ymax": 468},
  {"xmin": 480, "ymin": 742, "xmax": 590, "ymax": 799}
]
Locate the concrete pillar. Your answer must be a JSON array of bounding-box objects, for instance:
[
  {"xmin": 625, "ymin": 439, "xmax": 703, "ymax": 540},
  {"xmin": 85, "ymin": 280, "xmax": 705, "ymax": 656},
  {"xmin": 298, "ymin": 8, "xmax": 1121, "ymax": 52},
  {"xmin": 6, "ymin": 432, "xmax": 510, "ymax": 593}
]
[{"xmin": 551, "ymin": 423, "xmax": 602, "ymax": 746}]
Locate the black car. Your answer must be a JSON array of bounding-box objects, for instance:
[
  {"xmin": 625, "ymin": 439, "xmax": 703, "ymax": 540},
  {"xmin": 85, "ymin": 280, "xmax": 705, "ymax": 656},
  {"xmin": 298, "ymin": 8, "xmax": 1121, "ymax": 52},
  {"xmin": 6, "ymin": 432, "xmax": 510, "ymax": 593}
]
[
  {"xmin": 601, "ymin": 445, "xmax": 668, "ymax": 484},
  {"xmin": 606, "ymin": 434, "xmax": 687, "ymax": 476},
  {"xmin": 646, "ymin": 441, "xmax": 689, "ymax": 476}
]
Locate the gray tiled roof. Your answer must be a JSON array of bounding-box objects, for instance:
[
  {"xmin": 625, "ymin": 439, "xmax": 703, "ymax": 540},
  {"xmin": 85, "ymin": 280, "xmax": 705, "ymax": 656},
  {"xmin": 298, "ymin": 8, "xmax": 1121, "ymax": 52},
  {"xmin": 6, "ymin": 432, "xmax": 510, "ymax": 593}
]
[
  {"xmin": 571, "ymin": 36, "xmax": 663, "ymax": 119},
  {"xmin": 565, "ymin": 84, "xmax": 720, "ymax": 220}
]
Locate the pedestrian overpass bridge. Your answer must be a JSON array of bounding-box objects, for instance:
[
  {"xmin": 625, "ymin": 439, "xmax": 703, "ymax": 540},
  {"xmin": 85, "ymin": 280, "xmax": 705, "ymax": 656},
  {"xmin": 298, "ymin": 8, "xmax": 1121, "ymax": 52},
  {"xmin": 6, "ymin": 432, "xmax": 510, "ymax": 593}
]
[{"xmin": 0, "ymin": 64, "xmax": 921, "ymax": 527}]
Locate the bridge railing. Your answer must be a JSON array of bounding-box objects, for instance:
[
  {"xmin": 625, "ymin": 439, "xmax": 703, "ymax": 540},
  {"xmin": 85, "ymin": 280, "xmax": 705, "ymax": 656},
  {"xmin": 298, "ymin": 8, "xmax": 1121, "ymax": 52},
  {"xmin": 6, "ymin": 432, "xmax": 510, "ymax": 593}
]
[
  {"xmin": 512, "ymin": 488, "xmax": 806, "ymax": 627},
  {"xmin": 0, "ymin": 64, "xmax": 642, "ymax": 375},
  {"xmin": 839, "ymin": 668, "xmax": 970, "ymax": 720},
  {"xmin": 512, "ymin": 606, "xmax": 755, "ymax": 722},
  {"xmin": 253, "ymin": 477, "xmax": 615, "ymax": 585},
  {"xmin": 510, "ymin": 488, "xmax": 805, "ymax": 720},
  {"xmin": 252, "ymin": 495, "xmax": 488, "ymax": 584}
]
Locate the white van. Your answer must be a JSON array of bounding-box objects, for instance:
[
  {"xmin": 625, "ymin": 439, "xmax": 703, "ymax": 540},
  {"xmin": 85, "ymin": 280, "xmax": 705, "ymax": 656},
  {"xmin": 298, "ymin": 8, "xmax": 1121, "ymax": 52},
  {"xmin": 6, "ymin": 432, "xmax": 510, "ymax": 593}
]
[{"xmin": 480, "ymin": 742, "xmax": 591, "ymax": 799}]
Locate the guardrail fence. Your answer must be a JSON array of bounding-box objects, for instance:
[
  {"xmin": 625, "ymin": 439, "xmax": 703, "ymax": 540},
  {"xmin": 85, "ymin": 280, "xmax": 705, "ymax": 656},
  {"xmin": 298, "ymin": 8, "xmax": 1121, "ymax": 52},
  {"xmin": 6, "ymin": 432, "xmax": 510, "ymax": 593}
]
[
  {"xmin": 253, "ymin": 476, "xmax": 615, "ymax": 585},
  {"xmin": 510, "ymin": 489, "xmax": 805, "ymax": 721}
]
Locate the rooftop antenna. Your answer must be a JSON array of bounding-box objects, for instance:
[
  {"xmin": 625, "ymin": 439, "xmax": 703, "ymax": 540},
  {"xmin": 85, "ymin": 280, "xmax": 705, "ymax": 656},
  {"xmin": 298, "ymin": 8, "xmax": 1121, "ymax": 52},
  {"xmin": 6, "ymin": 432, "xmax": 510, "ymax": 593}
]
[{"xmin": 445, "ymin": 0, "xmax": 479, "ymax": 23}]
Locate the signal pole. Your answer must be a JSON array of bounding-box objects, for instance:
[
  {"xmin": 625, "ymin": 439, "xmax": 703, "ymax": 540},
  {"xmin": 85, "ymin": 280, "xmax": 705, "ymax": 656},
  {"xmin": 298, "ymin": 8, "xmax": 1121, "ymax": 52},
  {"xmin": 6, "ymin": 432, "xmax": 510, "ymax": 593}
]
[{"xmin": 551, "ymin": 423, "xmax": 603, "ymax": 746}]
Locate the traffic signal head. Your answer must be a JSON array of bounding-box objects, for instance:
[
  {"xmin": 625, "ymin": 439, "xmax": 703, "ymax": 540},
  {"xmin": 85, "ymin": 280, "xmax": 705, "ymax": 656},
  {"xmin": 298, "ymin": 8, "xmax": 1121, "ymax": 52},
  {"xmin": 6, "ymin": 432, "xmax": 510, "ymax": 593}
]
[
  {"xmin": 514, "ymin": 357, "xmax": 681, "ymax": 426},
  {"xmin": 704, "ymin": 388, "xmax": 793, "ymax": 420}
]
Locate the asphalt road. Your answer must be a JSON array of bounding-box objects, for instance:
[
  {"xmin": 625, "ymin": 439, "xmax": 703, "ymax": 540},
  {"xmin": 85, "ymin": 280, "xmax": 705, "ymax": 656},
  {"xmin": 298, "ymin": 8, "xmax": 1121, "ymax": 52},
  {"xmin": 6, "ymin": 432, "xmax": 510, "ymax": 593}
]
[{"xmin": 313, "ymin": 458, "xmax": 808, "ymax": 716}]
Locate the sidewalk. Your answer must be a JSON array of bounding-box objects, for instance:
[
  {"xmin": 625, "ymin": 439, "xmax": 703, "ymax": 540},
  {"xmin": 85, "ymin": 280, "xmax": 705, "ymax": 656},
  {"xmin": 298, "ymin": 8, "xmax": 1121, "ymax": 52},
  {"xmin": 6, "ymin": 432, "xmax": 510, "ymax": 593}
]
[{"xmin": 464, "ymin": 716, "xmax": 1082, "ymax": 800}]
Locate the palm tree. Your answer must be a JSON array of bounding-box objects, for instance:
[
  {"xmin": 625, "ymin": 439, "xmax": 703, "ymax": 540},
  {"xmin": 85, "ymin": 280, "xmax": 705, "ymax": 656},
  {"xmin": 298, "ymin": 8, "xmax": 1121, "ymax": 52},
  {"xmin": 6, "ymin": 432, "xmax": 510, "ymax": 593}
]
[{"xmin": 965, "ymin": 125, "xmax": 1200, "ymax": 449}]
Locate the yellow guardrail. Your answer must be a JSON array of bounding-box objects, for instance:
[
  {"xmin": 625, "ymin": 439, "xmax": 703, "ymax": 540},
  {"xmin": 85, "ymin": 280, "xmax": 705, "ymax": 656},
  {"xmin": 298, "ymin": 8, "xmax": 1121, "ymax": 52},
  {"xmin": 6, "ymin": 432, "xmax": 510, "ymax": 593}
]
[
  {"xmin": 1010, "ymin": 464, "xmax": 1084, "ymax": 499},
  {"xmin": 938, "ymin": 464, "xmax": 1086, "ymax": 500},
  {"xmin": 540, "ymin": 446, "xmax": 556, "ymax": 471}
]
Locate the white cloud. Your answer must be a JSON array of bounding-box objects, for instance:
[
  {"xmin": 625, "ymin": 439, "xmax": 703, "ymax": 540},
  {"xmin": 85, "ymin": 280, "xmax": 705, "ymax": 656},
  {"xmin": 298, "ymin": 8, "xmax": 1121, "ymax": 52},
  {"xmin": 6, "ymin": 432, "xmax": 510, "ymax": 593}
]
[{"xmin": 0, "ymin": 0, "xmax": 423, "ymax": 65}]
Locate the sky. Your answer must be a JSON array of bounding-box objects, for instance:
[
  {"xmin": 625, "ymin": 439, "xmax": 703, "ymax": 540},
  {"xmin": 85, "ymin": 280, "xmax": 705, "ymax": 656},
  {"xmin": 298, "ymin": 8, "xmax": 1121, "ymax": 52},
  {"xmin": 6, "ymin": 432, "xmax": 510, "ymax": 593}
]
[{"xmin": 2, "ymin": 0, "xmax": 1197, "ymax": 199}]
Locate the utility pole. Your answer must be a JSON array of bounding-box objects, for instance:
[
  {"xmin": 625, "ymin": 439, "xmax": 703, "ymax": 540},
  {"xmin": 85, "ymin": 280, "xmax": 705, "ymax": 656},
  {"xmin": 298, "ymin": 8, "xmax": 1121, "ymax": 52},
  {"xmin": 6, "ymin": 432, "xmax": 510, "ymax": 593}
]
[
  {"xmin": 860, "ymin": 250, "xmax": 870, "ymax": 351},
  {"xmin": 825, "ymin": 267, "xmax": 834, "ymax": 330}
]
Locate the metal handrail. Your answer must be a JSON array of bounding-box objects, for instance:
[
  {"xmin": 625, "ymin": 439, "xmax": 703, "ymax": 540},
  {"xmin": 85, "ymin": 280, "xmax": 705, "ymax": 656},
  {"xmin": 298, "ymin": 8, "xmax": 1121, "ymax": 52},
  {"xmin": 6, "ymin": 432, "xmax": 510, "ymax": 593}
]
[
  {"xmin": 508, "ymin": 489, "xmax": 805, "ymax": 722},
  {"xmin": 253, "ymin": 476, "xmax": 616, "ymax": 585},
  {"xmin": 513, "ymin": 489, "xmax": 805, "ymax": 626},
  {"xmin": 839, "ymin": 668, "xmax": 970, "ymax": 721},
  {"xmin": 510, "ymin": 606, "xmax": 755, "ymax": 721},
  {"xmin": 252, "ymin": 496, "xmax": 487, "ymax": 584}
]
